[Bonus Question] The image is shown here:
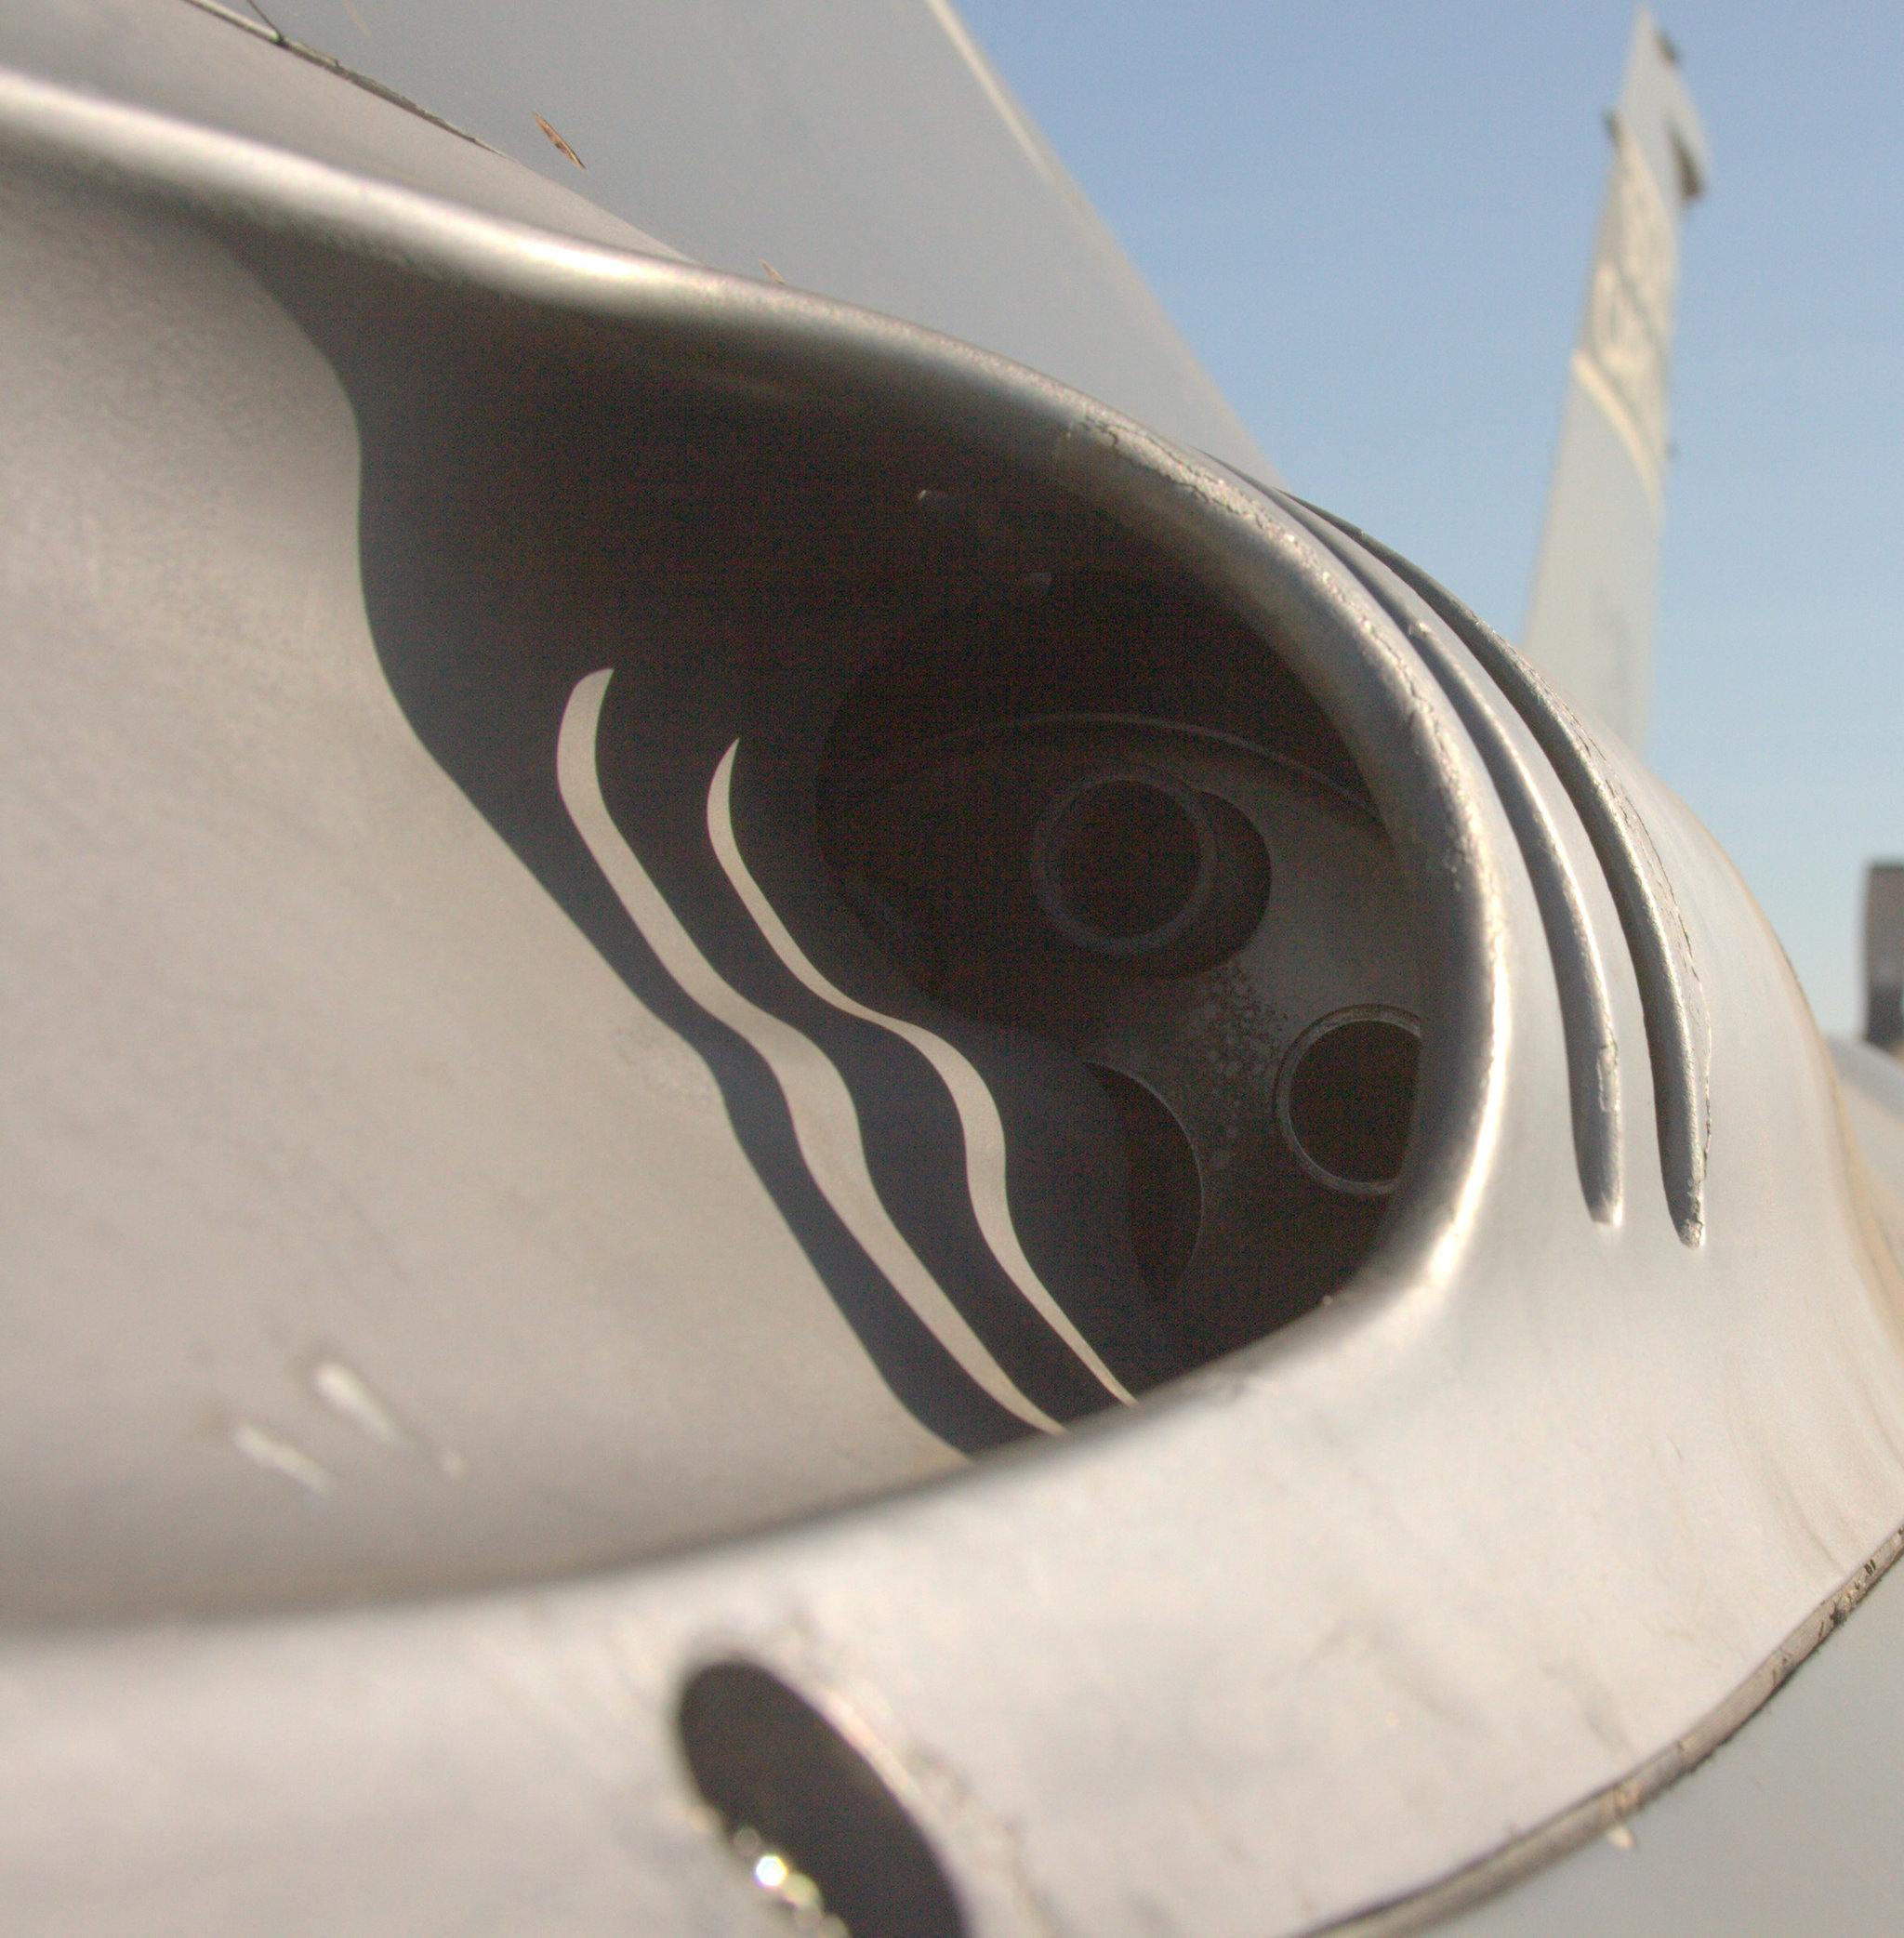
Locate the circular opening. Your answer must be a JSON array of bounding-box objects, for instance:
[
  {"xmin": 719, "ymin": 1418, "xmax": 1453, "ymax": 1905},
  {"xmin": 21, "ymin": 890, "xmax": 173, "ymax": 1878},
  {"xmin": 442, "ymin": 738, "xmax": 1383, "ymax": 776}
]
[
  {"xmin": 1032, "ymin": 769, "xmax": 1215, "ymax": 956},
  {"xmin": 678, "ymin": 1659, "xmax": 965, "ymax": 1938},
  {"xmin": 1277, "ymin": 1008, "xmax": 1421, "ymax": 1195}
]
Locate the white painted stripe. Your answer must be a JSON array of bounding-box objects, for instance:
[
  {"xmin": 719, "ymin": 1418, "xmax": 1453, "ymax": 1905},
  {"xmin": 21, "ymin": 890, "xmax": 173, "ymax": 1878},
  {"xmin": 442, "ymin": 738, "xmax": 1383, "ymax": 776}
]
[
  {"xmin": 556, "ymin": 671, "xmax": 1059, "ymax": 1435},
  {"xmin": 707, "ymin": 743, "xmax": 1135, "ymax": 1406},
  {"xmin": 922, "ymin": 0, "xmax": 1052, "ymax": 181}
]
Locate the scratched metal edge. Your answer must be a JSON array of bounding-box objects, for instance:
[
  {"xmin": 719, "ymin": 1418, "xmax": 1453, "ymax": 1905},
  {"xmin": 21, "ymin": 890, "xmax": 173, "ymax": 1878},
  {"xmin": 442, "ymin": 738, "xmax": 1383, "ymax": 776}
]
[{"xmin": 1311, "ymin": 1522, "xmax": 1904, "ymax": 1938}]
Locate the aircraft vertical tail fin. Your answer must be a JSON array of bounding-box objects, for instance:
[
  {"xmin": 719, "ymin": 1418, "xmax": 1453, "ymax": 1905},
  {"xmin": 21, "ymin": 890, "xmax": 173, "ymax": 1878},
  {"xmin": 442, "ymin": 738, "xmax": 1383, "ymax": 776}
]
[{"xmin": 1521, "ymin": 9, "xmax": 1708, "ymax": 748}]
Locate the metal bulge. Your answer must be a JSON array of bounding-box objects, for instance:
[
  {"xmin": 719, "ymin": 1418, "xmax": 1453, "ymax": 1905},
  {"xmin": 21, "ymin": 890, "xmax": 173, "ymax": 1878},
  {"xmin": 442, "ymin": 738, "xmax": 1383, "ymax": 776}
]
[{"xmin": 820, "ymin": 716, "xmax": 1422, "ymax": 1365}]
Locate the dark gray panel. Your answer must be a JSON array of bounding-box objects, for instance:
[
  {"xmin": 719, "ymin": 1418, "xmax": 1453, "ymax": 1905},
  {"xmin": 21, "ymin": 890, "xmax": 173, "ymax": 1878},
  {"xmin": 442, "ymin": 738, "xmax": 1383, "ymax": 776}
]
[{"xmin": 1867, "ymin": 863, "xmax": 1904, "ymax": 1050}]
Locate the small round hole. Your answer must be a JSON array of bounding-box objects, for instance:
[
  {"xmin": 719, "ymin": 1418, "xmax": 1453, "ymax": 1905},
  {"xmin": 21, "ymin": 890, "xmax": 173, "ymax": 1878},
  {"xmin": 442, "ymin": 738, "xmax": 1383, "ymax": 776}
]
[
  {"xmin": 677, "ymin": 1659, "xmax": 965, "ymax": 1938},
  {"xmin": 1277, "ymin": 1008, "xmax": 1421, "ymax": 1195},
  {"xmin": 1032, "ymin": 769, "xmax": 1215, "ymax": 956}
]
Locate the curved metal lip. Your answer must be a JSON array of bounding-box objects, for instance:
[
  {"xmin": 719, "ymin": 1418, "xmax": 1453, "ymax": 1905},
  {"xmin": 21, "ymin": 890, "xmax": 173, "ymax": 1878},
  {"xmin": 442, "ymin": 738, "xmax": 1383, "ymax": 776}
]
[{"xmin": 0, "ymin": 61, "xmax": 1511, "ymax": 1341}]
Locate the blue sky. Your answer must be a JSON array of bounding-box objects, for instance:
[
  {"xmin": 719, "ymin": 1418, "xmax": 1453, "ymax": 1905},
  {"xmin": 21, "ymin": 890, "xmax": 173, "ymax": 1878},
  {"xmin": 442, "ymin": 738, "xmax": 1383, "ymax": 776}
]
[{"xmin": 957, "ymin": 0, "xmax": 1903, "ymax": 1035}]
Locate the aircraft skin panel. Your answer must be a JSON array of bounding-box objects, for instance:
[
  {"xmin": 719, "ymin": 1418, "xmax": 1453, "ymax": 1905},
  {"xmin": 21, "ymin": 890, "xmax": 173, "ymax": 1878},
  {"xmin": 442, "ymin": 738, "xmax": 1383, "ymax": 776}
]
[
  {"xmin": 0, "ymin": 0, "xmax": 685, "ymax": 257},
  {"xmin": 1443, "ymin": 1510, "xmax": 1904, "ymax": 1938},
  {"xmin": 7, "ymin": 5, "xmax": 1904, "ymax": 1935},
  {"xmin": 1521, "ymin": 8, "xmax": 1708, "ymax": 750},
  {"xmin": 157, "ymin": 0, "xmax": 1274, "ymax": 477},
  {"xmin": 0, "ymin": 163, "xmax": 970, "ymax": 1620}
]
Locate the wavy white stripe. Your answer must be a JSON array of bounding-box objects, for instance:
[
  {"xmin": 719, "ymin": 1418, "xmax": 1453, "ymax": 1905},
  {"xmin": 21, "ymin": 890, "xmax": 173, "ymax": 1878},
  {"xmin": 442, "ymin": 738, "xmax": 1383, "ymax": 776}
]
[
  {"xmin": 556, "ymin": 671, "xmax": 1058, "ymax": 1435},
  {"xmin": 707, "ymin": 742, "xmax": 1134, "ymax": 1406}
]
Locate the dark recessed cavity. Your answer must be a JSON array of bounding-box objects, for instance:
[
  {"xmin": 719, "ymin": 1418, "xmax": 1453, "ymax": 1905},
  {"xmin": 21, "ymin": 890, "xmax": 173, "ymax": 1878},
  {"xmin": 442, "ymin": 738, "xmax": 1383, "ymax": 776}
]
[
  {"xmin": 1279, "ymin": 1009, "xmax": 1421, "ymax": 1194},
  {"xmin": 1034, "ymin": 770, "xmax": 1214, "ymax": 955},
  {"xmin": 678, "ymin": 1659, "xmax": 965, "ymax": 1938},
  {"xmin": 815, "ymin": 567, "xmax": 1414, "ymax": 1374},
  {"xmin": 1091, "ymin": 1064, "xmax": 1203, "ymax": 1295},
  {"xmin": 243, "ymin": 245, "xmax": 1427, "ymax": 1540}
]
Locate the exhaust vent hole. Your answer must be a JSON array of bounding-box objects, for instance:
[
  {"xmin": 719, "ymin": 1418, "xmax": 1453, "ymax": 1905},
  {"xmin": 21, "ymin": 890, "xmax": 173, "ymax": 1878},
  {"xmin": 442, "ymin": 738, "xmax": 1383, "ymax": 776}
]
[
  {"xmin": 1033, "ymin": 770, "xmax": 1214, "ymax": 956},
  {"xmin": 1279, "ymin": 1009, "xmax": 1421, "ymax": 1195},
  {"xmin": 677, "ymin": 1659, "xmax": 965, "ymax": 1938}
]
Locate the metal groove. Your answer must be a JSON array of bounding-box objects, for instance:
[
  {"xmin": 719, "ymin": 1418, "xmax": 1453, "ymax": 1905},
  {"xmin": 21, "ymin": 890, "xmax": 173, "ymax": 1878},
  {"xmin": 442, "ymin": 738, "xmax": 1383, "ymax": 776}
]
[
  {"xmin": 1303, "ymin": 511, "xmax": 1709, "ymax": 1247},
  {"xmin": 1276, "ymin": 494, "xmax": 1623, "ymax": 1224}
]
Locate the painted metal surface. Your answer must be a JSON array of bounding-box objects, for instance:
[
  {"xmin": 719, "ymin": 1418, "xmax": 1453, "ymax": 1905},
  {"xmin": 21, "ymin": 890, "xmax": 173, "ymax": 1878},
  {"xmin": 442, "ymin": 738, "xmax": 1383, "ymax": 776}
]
[
  {"xmin": 202, "ymin": 0, "xmax": 1271, "ymax": 475},
  {"xmin": 1521, "ymin": 9, "xmax": 1709, "ymax": 750},
  {"xmin": 0, "ymin": 0, "xmax": 681, "ymax": 253},
  {"xmin": 4, "ymin": 6, "xmax": 1904, "ymax": 1935},
  {"xmin": 1442, "ymin": 1327, "xmax": 1904, "ymax": 1937}
]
